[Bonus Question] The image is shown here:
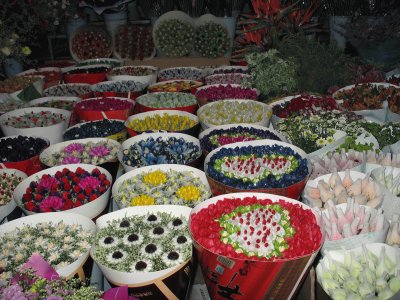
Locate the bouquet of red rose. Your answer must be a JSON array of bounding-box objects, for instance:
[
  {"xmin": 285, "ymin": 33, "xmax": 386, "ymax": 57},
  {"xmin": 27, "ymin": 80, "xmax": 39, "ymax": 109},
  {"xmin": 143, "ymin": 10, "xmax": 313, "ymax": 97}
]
[{"xmin": 20, "ymin": 167, "xmax": 111, "ymax": 213}]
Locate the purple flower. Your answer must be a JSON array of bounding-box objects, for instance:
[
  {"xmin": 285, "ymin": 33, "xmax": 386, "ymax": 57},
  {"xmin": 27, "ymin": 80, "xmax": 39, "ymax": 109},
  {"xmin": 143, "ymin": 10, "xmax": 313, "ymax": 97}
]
[
  {"xmin": 78, "ymin": 176, "xmax": 100, "ymax": 190},
  {"xmin": 39, "ymin": 196, "xmax": 63, "ymax": 211},
  {"xmin": 0, "ymin": 284, "xmax": 28, "ymax": 300},
  {"xmin": 64, "ymin": 143, "xmax": 84, "ymax": 154},
  {"xmin": 38, "ymin": 177, "xmax": 58, "ymax": 190},
  {"xmin": 61, "ymin": 156, "xmax": 81, "ymax": 164},
  {"xmin": 46, "ymin": 296, "xmax": 63, "ymax": 300},
  {"xmin": 89, "ymin": 146, "xmax": 110, "ymax": 157}
]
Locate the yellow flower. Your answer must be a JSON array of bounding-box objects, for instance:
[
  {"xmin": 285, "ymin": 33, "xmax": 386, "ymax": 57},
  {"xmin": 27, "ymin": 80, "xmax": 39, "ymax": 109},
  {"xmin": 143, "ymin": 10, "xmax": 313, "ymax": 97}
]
[
  {"xmin": 1, "ymin": 47, "xmax": 11, "ymax": 56},
  {"xmin": 143, "ymin": 170, "xmax": 167, "ymax": 186},
  {"xmin": 177, "ymin": 185, "xmax": 200, "ymax": 201},
  {"xmin": 22, "ymin": 46, "xmax": 31, "ymax": 56},
  {"xmin": 130, "ymin": 194, "xmax": 155, "ymax": 206}
]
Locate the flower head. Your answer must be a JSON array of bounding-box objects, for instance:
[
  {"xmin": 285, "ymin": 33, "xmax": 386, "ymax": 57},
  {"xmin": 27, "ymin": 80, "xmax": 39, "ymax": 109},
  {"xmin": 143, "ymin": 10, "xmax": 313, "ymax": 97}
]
[
  {"xmin": 64, "ymin": 143, "xmax": 84, "ymax": 154},
  {"xmin": 61, "ymin": 156, "xmax": 81, "ymax": 164},
  {"xmin": 22, "ymin": 46, "xmax": 31, "ymax": 56},
  {"xmin": 38, "ymin": 176, "xmax": 58, "ymax": 190},
  {"xmin": 1, "ymin": 47, "xmax": 11, "ymax": 56},
  {"xmin": 89, "ymin": 146, "xmax": 110, "ymax": 157},
  {"xmin": 78, "ymin": 176, "xmax": 100, "ymax": 190},
  {"xmin": 39, "ymin": 196, "xmax": 63, "ymax": 211}
]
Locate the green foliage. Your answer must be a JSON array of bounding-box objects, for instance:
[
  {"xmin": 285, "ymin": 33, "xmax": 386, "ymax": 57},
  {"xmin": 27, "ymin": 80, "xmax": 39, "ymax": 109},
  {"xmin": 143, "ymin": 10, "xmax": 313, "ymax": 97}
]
[
  {"xmin": 277, "ymin": 34, "xmax": 352, "ymax": 93},
  {"xmin": 244, "ymin": 49, "xmax": 299, "ymax": 100}
]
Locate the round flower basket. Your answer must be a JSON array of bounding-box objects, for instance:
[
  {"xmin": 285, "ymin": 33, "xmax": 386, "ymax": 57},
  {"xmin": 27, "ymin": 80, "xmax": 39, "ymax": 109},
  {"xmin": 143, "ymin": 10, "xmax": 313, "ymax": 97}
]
[
  {"xmin": 39, "ymin": 138, "xmax": 121, "ymax": 181},
  {"xmin": 13, "ymin": 164, "xmax": 112, "ymax": 219},
  {"xmin": 135, "ymin": 92, "xmax": 198, "ymax": 114},
  {"xmin": 302, "ymin": 170, "xmax": 385, "ymax": 211},
  {"xmin": 74, "ymin": 97, "xmax": 135, "ymax": 122},
  {"xmin": 77, "ymin": 58, "xmax": 122, "ymax": 68},
  {"xmin": 204, "ymin": 139, "xmax": 310, "ymax": 199},
  {"xmin": 158, "ymin": 67, "xmax": 204, "ymax": 82},
  {"xmin": 112, "ymin": 164, "xmax": 211, "ymax": 209},
  {"xmin": 204, "ymin": 73, "xmax": 251, "ymax": 85},
  {"xmin": 90, "ymin": 205, "xmax": 194, "ymax": 298},
  {"xmin": 189, "ymin": 192, "xmax": 322, "ymax": 300},
  {"xmin": 44, "ymin": 83, "xmax": 93, "ymax": 99},
  {"xmin": 0, "ymin": 107, "xmax": 71, "ymax": 145},
  {"xmin": 0, "ymin": 168, "xmax": 26, "ymax": 222},
  {"xmin": 2, "ymin": 76, "xmax": 46, "ymax": 102},
  {"xmin": 28, "ymin": 96, "xmax": 80, "ymax": 111},
  {"xmin": 152, "ymin": 11, "xmax": 195, "ymax": 57},
  {"xmin": 118, "ymin": 132, "xmax": 202, "ymax": 172},
  {"xmin": 195, "ymin": 84, "xmax": 259, "ymax": 107},
  {"xmin": 197, "ymin": 99, "xmax": 272, "ymax": 130},
  {"xmin": 211, "ymin": 65, "xmax": 248, "ymax": 75},
  {"xmin": 332, "ymin": 82, "xmax": 400, "ymax": 122},
  {"xmin": 17, "ymin": 67, "xmax": 62, "ymax": 89},
  {"xmin": 63, "ymin": 64, "xmax": 111, "ymax": 85},
  {"xmin": 91, "ymin": 80, "xmax": 145, "ymax": 100},
  {"xmin": 0, "ymin": 212, "xmax": 96, "ymax": 280},
  {"xmin": 69, "ymin": 24, "xmax": 113, "ymax": 62},
  {"xmin": 125, "ymin": 110, "xmax": 200, "ymax": 137},
  {"xmin": 199, "ymin": 123, "xmax": 287, "ymax": 157},
  {"xmin": 107, "ymin": 66, "xmax": 158, "ymax": 88},
  {"xmin": 147, "ymin": 79, "xmax": 203, "ymax": 93},
  {"xmin": 63, "ymin": 119, "xmax": 127, "ymax": 143},
  {"xmin": 0, "ymin": 135, "xmax": 49, "ymax": 176}
]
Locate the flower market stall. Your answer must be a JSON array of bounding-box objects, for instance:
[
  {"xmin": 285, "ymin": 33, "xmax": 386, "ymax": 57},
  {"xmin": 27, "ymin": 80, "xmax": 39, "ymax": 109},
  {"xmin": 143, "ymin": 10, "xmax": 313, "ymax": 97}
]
[{"xmin": 1, "ymin": 0, "xmax": 400, "ymax": 299}]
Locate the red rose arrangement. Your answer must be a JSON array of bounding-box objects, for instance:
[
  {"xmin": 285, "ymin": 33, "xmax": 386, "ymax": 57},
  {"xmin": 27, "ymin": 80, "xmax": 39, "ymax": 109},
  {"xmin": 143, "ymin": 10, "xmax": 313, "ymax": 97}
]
[
  {"xmin": 190, "ymin": 196, "xmax": 322, "ymax": 261},
  {"xmin": 21, "ymin": 167, "xmax": 110, "ymax": 213},
  {"xmin": 273, "ymin": 94, "xmax": 340, "ymax": 118}
]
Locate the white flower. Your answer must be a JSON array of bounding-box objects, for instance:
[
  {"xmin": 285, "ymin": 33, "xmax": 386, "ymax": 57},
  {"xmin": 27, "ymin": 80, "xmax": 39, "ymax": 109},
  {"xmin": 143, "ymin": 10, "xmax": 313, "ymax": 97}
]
[
  {"xmin": 0, "ymin": 260, "xmax": 7, "ymax": 269},
  {"xmin": 69, "ymin": 249, "xmax": 83, "ymax": 259},
  {"xmin": 47, "ymin": 242, "xmax": 57, "ymax": 251},
  {"xmin": 148, "ymin": 226, "xmax": 169, "ymax": 239},
  {"xmin": 15, "ymin": 253, "xmax": 25, "ymax": 262},
  {"xmin": 123, "ymin": 233, "xmax": 143, "ymax": 246},
  {"xmin": 130, "ymin": 259, "xmax": 153, "ymax": 273},
  {"xmin": 99, "ymin": 236, "xmax": 119, "ymax": 248},
  {"xmin": 106, "ymin": 250, "xmax": 128, "ymax": 264},
  {"xmin": 35, "ymin": 237, "xmax": 47, "ymax": 248},
  {"xmin": 48, "ymin": 252, "xmax": 60, "ymax": 263},
  {"xmin": 167, "ymin": 217, "xmax": 185, "ymax": 230},
  {"xmin": 316, "ymin": 138, "xmax": 327, "ymax": 147},
  {"xmin": 172, "ymin": 235, "xmax": 192, "ymax": 249},
  {"xmin": 162, "ymin": 251, "xmax": 184, "ymax": 268},
  {"xmin": 79, "ymin": 240, "xmax": 91, "ymax": 249},
  {"xmin": 143, "ymin": 214, "xmax": 161, "ymax": 225},
  {"xmin": 1, "ymin": 47, "xmax": 11, "ymax": 56},
  {"xmin": 141, "ymin": 243, "xmax": 162, "ymax": 258},
  {"xmin": 55, "ymin": 261, "xmax": 69, "ymax": 270},
  {"xmin": 64, "ymin": 236, "xmax": 72, "ymax": 243}
]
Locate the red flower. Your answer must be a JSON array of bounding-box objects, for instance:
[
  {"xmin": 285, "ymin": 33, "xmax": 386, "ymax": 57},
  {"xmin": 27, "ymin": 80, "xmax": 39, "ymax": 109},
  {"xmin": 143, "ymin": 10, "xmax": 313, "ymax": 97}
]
[
  {"xmin": 25, "ymin": 201, "xmax": 37, "ymax": 211},
  {"xmin": 73, "ymin": 186, "xmax": 81, "ymax": 193},
  {"xmin": 99, "ymin": 174, "xmax": 106, "ymax": 181},
  {"xmin": 89, "ymin": 194, "xmax": 97, "ymax": 201},
  {"xmin": 76, "ymin": 167, "xmax": 85, "ymax": 175},
  {"xmin": 91, "ymin": 168, "xmax": 101, "ymax": 176},
  {"xmin": 84, "ymin": 187, "xmax": 92, "ymax": 195},
  {"xmin": 74, "ymin": 200, "xmax": 83, "ymax": 207},
  {"xmin": 55, "ymin": 171, "xmax": 63, "ymax": 179},
  {"xmin": 35, "ymin": 194, "xmax": 43, "ymax": 201},
  {"xmin": 77, "ymin": 193, "xmax": 85, "ymax": 201},
  {"xmin": 72, "ymin": 177, "xmax": 80, "ymax": 184},
  {"xmin": 63, "ymin": 199, "xmax": 74, "ymax": 210}
]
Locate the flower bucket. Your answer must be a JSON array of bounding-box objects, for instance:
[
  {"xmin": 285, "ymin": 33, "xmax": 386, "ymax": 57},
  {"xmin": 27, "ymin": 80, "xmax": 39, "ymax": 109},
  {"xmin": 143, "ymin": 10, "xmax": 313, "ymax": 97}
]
[
  {"xmin": 195, "ymin": 84, "xmax": 259, "ymax": 107},
  {"xmin": 0, "ymin": 107, "xmax": 71, "ymax": 145},
  {"xmin": 204, "ymin": 140, "xmax": 310, "ymax": 199},
  {"xmin": 28, "ymin": 96, "xmax": 80, "ymax": 111},
  {"xmin": 0, "ymin": 168, "xmax": 26, "ymax": 222},
  {"xmin": 107, "ymin": 66, "xmax": 158, "ymax": 87},
  {"xmin": 125, "ymin": 110, "xmax": 200, "ymax": 137},
  {"xmin": 189, "ymin": 192, "xmax": 322, "ymax": 300},
  {"xmin": 74, "ymin": 97, "xmax": 135, "ymax": 122},
  {"xmin": 135, "ymin": 92, "xmax": 198, "ymax": 114},
  {"xmin": 197, "ymin": 99, "xmax": 272, "ymax": 130},
  {"xmin": 13, "ymin": 163, "xmax": 112, "ymax": 220},
  {"xmin": 112, "ymin": 164, "xmax": 211, "ymax": 209},
  {"xmin": 39, "ymin": 138, "xmax": 121, "ymax": 182},
  {"xmin": 147, "ymin": 80, "xmax": 203, "ymax": 94},
  {"xmin": 44, "ymin": 83, "xmax": 93, "ymax": 99},
  {"xmin": 204, "ymin": 73, "xmax": 251, "ymax": 85},
  {"xmin": 0, "ymin": 212, "xmax": 96, "ymax": 280},
  {"xmin": 17, "ymin": 67, "xmax": 62, "ymax": 89},
  {"xmin": 63, "ymin": 64, "xmax": 111, "ymax": 84},
  {"xmin": 118, "ymin": 132, "xmax": 202, "ymax": 172},
  {"xmin": 158, "ymin": 67, "xmax": 204, "ymax": 82},
  {"xmin": 77, "ymin": 58, "xmax": 122, "ymax": 68},
  {"xmin": 0, "ymin": 135, "xmax": 49, "ymax": 176},
  {"xmin": 211, "ymin": 66, "xmax": 248, "ymax": 75},
  {"xmin": 199, "ymin": 123, "xmax": 287, "ymax": 157},
  {"xmin": 91, "ymin": 80, "xmax": 145, "ymax": 101},
  {"xmin": 91, "ymin": 205, "xmax": 194, "ymax": 299},
  {"xmin": 63, "ymin": 119, "xmax": 127, "ymax": 144}
]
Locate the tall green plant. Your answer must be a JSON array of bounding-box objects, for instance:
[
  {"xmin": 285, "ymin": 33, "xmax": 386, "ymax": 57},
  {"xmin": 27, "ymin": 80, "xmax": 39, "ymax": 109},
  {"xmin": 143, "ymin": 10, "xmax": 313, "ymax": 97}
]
[{"xmin": 277, "ymin": 34, "xmax": 352, "ymax": 93}]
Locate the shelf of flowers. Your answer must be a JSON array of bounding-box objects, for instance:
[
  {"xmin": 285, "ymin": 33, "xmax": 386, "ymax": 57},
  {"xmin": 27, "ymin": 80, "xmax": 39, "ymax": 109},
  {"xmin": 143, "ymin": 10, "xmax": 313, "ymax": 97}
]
[{"xmin": 2, "ymin": 59, "xmax": 400, "ymax": 300}]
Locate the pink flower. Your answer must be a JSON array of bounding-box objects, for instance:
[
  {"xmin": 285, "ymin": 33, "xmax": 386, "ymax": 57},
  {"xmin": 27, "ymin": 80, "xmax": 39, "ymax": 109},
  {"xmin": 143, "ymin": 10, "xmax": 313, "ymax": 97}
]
[
  {"xmin": 39, "ymin": 196, "xmax": 63, "ymax": 211},
  {"xmin": 64, "ymin": 143, "xmax": 84, "ymax": 153},
  {"xmin": 89, "ymin": 146, "xmax": 110, "ymax": 157},
  {"xmin": 62, "ymin": 156, "xmax": 81, "ymax": 164},
  {"xmin": 38, "ymin": 177, "xmax": 59, "ymax": 190},
  {"xmin": 78, "ymin": 176, "xmax": 100, "ymax": 190}
]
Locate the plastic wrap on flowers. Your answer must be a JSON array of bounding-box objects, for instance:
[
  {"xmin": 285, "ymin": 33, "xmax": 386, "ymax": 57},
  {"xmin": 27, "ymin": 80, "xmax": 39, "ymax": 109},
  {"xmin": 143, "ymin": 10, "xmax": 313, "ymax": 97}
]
[
  {"xmin": 3, "ymin": 76, "xmax": 46, "ymax": 102},
  {"xmin": 189, "ymin": 192, "xmax": 322, "ymax": 300},
  {"xmin": 17, "ymin": 67, "xmax": 62, "ymax": 89},
  {"xmin": 147, "ymin": 80, "xmax": 203, "ymax": 94},
  {"xmin": 0, "ymin": 212, "xmax": 96, "ymax": 280},
  {"xmin": 199, "ymin": 123, "xmax": 287, "ymax": 157},
  {"xmin": 0, "ymin": 168, "xmax": 26, "ymax": 222},
  {"xmin": 195, "ymin": 84, "xmax": 259, "ymax": 107},
  {"xmin": 0, "ymin": 135, "xmax": 49, "ymax": 176},
  {"xmin": 39, "ymin": 138, "xmax": 121, "ymax": 182},
  {"xmin": 135, "ymin": 92, "xmax": 198, "ymax": 114},
  {"xmin": 0, "ymin": 107, "xmax": 71, "ymax": 145},
  {"xmin": 158, "ymin": 67, "xmax": 204, "ymax": 82},
  {"xmin": 125, "ymin": 110, "xmax": 200, "ymax": 137},
  {"xmin": 205, "ymin": 140, "xmax": 310, "ymax": 199},
  {"xmin": 44, "ymin": 83, "xmax": 93, "ymax": 99},
  {"xmin": 13, "ymin": 163, "xmax": 112, "ymax": 220},
  {"xmin": 90, "ymin": 205, "xmax": 194, "ymax": 300},
  {"xmin": 107, "ymin": 66, "xmax": 158, "ymax": 88},
  {"xmin": 28, "ymin": 96, "xmax": 80, "ymax": 111},
  {"xmin": 74, "ymin": 97, "xmax": 135, "ymax": 122},
  {"xmin": 63, "ymin": 119, "xmax": 127, "ymax": 144},
  {"xmin": 92, "ymin": 80, "xmax": 145, "ymax": 100}
]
